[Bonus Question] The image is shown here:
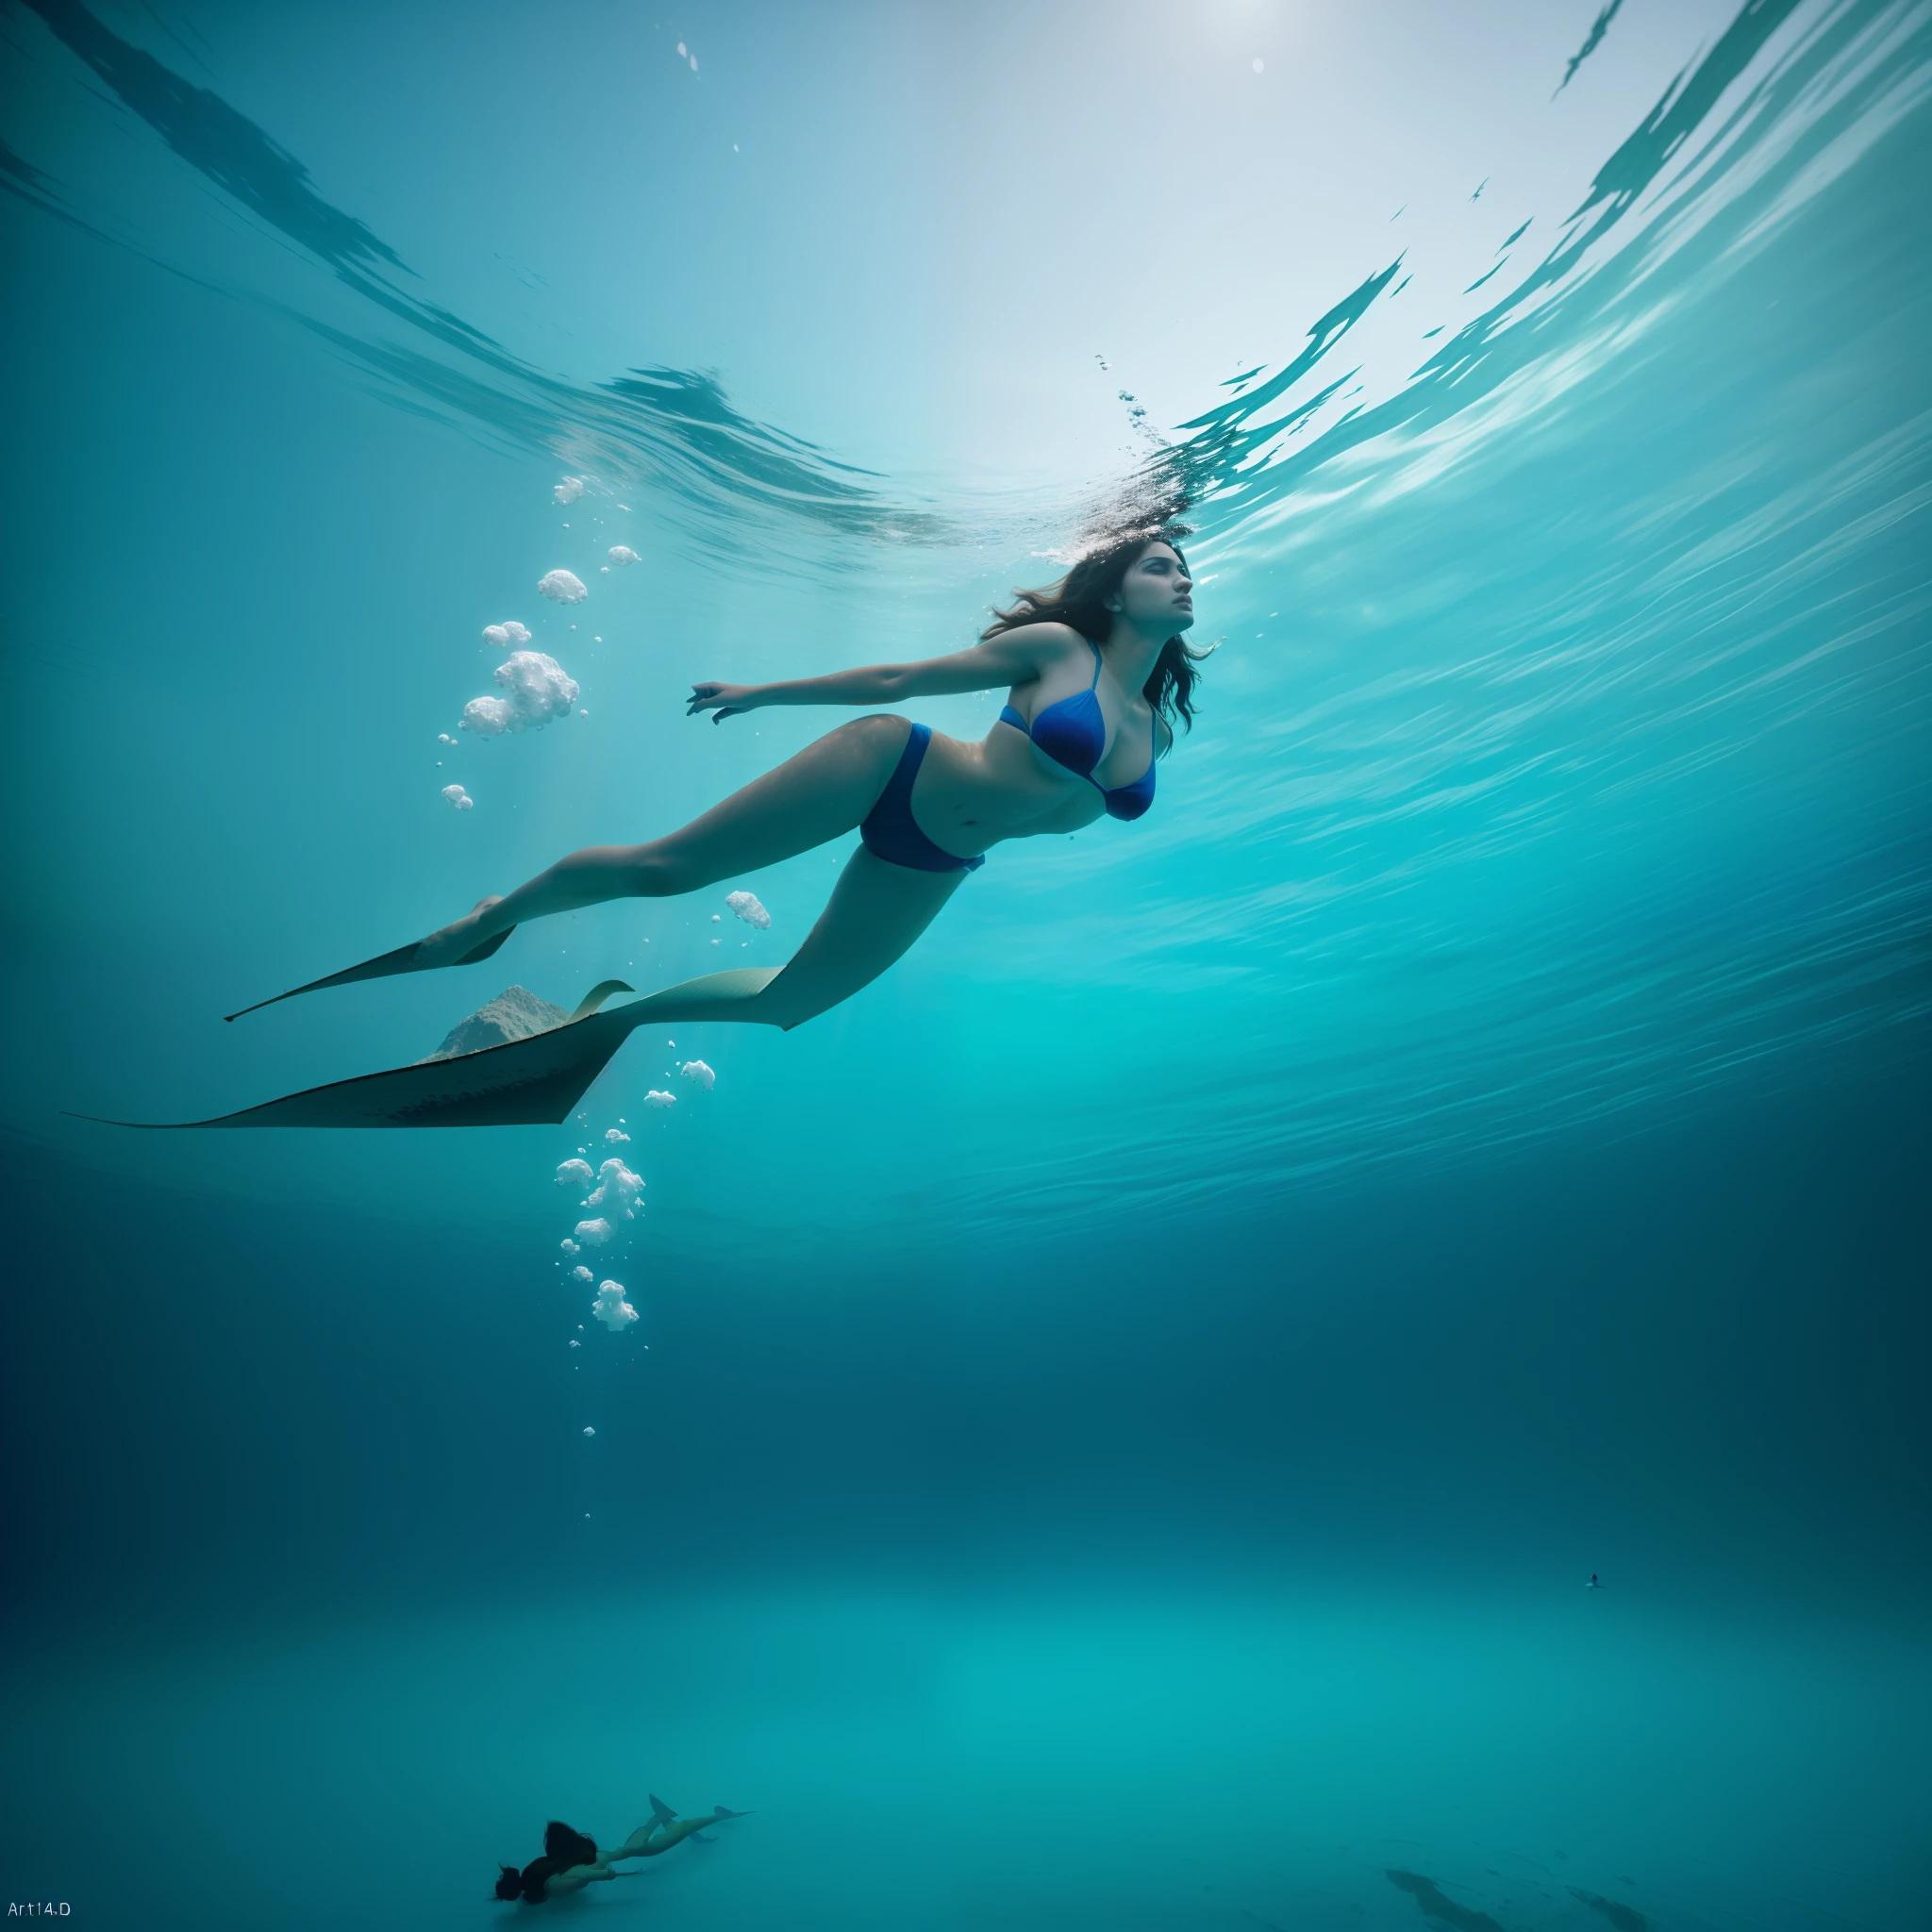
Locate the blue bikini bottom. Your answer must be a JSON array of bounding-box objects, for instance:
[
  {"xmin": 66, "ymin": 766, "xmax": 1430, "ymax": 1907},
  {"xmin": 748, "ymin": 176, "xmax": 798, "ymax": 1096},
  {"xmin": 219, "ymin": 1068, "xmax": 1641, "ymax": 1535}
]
[{"xmin": 859, "ymin": 722, "xmax": 985, "ymax": 874}]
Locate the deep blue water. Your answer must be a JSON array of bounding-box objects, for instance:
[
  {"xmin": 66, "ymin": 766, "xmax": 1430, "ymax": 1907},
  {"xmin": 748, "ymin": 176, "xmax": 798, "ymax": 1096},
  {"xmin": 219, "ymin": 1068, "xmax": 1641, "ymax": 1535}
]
[{"xmin": 2, "ymin": 2, "xmax": 1928, "ymax": 1927}]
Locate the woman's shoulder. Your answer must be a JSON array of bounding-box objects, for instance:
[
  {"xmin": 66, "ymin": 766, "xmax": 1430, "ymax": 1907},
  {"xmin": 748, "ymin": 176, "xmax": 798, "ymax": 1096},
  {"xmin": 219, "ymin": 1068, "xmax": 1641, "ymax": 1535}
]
[{"xmin": 986, "ymin": 618, "xmax": 1091, "ymax": 658}]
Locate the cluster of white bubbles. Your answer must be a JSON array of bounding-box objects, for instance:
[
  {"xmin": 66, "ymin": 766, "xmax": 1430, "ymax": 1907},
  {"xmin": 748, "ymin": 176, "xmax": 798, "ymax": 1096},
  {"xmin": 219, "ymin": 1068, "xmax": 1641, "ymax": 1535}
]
[
  {"xmin": 546, "ymin": 1040, "xmax": 729, "ymax": 1376},
  {"xmin": 553, "ymin": 1139, "xmax": 646, "ymax": 1402},
  {"xmin": 547, "ymin": 1052, "xmax": 727, "ymax": 1412},
  {"xmin": 538, "ymin": 568, "xmax": 589, "ymax": 605},
  {"xmin": 554, "ymin": 475, "xmax": 586, "ymax": 505},
  {"xmin": 724, "ymin": 891, "xmax": 770, "ymax": 929},
  {"xmin": 608, "ymin": 545, "xmax": 640, "ymax": 566},
  {"xmin": 555, "ymin": 1153, "xmax": 643, "ymax": 1255},
  {"xmin": 586, "ymin": 1160, "xmax": 644, "ymax": 1217},
  {"xmin": 461, "ymin": 650, "xmax": 579, "ymax": 736},
  {"xmin": 593, "ymin": 1281, "xmax": 639, "ymax": 1331},
  {"xmin": 441, "ymin": 783, "xmax": 474, "ymax": 811},
  {"xmin": 481, "ymin": 620, "xmax": 531, "ymax": 650}
]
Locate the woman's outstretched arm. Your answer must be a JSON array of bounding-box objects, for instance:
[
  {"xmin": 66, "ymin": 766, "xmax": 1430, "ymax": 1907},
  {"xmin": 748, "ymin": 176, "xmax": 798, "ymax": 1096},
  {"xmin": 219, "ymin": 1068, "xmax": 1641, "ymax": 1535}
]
[
  {"xmin": 540, "ymin": 1860, "xmax": 621, "ymax": 1895},
  {"xmin": 687, "ymin": 622, "xmax": 1079, "ymax": 721}
]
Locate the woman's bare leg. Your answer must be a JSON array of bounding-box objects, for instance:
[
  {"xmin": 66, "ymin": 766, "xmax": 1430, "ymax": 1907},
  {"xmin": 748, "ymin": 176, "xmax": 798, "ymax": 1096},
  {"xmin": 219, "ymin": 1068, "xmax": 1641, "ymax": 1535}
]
[
  {"xmin": 612, "ymin": 1808, "xmax": 739, "ymax": 1859},
  {"xmin": 417, "ymin": 714, "xmax": 914, "ymax": 963},
  {"xmin": 224, "ymin": 720, "xmax": 976, "ymax": 1026},
  {"xmin": 606, "ymin": 845, "xmax": 968, "ymax": 1032}
]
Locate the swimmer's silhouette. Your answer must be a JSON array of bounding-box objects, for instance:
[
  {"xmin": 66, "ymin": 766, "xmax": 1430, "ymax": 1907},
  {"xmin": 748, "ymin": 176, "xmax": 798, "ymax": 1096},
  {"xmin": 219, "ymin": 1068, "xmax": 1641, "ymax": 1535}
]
[
  {"xmin": 1586, "ymin": 1573, "xmax": 1603, "ymax": 1590},
  {"xmin": 493, "ymin": 1798, "xmax": 746, "ymax": 1904},
  {"xmin": 98, "ymin": 534, "xmax": 1210, "ymax": 1129}
]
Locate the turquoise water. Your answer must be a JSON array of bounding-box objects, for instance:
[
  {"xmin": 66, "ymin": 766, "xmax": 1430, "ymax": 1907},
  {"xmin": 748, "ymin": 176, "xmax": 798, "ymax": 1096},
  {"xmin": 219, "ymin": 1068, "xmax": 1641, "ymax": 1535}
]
[{"xmin": 2, "ymin": 1, "xmax": 1928, "ymax": 1926}]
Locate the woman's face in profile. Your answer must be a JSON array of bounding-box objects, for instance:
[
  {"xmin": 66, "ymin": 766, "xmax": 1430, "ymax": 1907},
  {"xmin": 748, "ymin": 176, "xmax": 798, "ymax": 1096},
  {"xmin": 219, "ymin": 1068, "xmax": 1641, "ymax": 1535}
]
[{"xmin": 1114, "ymin": 543, "xmax": 1195, "ymax": 634}]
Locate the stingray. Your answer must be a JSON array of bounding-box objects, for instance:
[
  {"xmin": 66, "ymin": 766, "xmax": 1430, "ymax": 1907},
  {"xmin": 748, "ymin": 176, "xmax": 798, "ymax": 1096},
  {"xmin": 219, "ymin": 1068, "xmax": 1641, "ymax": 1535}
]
[
  {"xmin": 71, "ymin": 971, "xmax": 780, "ymax": 1129},
  {"xmin": 220, "ymin": 923, "xmax": 519, "ymax": 1023}
]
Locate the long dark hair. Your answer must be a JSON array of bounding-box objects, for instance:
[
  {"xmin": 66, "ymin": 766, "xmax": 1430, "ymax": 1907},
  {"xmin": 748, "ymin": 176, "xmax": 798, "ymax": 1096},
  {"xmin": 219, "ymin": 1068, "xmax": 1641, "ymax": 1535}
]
[{"xmin": 981, "ymin": 529, "xmax": 1211, "ymax": 747}]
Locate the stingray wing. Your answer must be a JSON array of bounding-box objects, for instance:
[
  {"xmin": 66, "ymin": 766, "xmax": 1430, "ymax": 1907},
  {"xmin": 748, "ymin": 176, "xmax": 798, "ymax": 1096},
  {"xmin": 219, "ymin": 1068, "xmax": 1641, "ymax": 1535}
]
[
  {"xmin": 74, "ymin": 1004, "xmax": 642, "ymax": 1130},
  {"xmin": 223, "ymin": 924, "xmax": 517, "ymax": 1023}
]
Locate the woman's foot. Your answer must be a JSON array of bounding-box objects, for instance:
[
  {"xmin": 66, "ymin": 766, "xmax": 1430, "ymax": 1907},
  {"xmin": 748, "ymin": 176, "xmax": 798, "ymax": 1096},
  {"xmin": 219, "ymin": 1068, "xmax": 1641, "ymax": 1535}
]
[{"xmin": 414, "ymin": 895, "xmax": 508, "ymax": 967}]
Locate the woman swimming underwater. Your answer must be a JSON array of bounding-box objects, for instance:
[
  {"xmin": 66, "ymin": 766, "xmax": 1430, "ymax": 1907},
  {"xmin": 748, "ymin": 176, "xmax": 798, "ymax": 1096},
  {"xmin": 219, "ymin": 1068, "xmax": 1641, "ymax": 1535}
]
[
  {"xmin": 418, "ymin": 529, "xmax": 1200, "ymax": 1024},
  {"xmin": 122, "ymin": 532, "xmax": 1207, "ymax": 1128},
  {"xmin": 494, "ymin": 1800, "xmax": 744, "ymax": 1904}
]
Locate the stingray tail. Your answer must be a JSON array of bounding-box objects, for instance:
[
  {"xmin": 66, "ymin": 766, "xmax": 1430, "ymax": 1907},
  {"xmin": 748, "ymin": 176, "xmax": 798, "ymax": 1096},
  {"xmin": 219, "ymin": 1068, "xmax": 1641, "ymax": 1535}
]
[{"xmin": 224, "ymin": 924, "xmax": 516, "ymax": 1022}]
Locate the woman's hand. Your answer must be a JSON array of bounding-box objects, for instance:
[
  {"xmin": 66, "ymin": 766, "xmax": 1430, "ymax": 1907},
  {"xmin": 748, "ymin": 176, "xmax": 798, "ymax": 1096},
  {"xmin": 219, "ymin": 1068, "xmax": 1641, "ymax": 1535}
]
[{"xmin": 687, "ymin": 681, "xmax": 760, "ymax": 723}]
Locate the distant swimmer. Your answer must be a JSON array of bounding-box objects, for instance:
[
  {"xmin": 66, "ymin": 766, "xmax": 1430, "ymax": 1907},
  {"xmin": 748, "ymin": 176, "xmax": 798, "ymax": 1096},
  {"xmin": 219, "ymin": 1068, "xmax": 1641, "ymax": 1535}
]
[
  {"xmin": 1586, "ymin": 1573, "xmax": 1603, "ymax": 1590},
  {"xmin": 493, "ymin": 1798, "xmax": 745, "ymax": 1904},
  {"xmin": 114, "ymin": 533, "xmax": 1209, "ymax": 1130}
]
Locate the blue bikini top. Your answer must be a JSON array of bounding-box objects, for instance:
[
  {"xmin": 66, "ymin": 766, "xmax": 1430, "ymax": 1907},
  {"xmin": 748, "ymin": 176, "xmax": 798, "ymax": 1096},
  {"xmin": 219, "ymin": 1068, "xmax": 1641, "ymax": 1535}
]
[{"xmin": 997, "ymin": 640, "xmax": 1158, "ymax": 821}]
